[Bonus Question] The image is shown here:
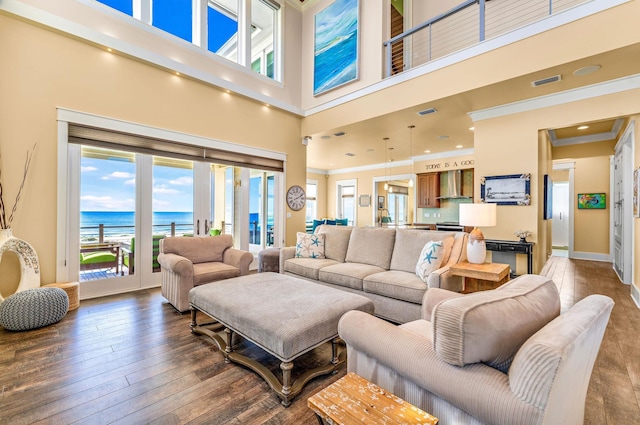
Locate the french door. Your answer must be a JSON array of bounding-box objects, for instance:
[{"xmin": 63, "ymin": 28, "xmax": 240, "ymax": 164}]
[{"xmin": 68, "ymin": 146, "xmax": 255, "ymax": 298}]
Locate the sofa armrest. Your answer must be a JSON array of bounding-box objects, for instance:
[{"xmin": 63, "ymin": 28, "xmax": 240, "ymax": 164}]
[
  {"xmin": 421, "ymin": 288, "xmax": 465, "ymax": 320},
  {"xmin": 279, "ymin": 246, "xmax": 296, "ymax": 273},
  {"xmin": 339, "ymin": 310, "xmax": 536, "ymax": 425},
  {"xmin": 222, "ymin": 248, "xmax": 254, "ymax": 276},
  {"xmin": 426, "ymin": 266, "xmax": 463, "ymax": 292},
  {"xmin": 158, "ymin": 253, "xmax": 193, "ymax": 276},
  {"xmin": 157, "ymin": 253, "xmax": 195, "ymax": 313}
]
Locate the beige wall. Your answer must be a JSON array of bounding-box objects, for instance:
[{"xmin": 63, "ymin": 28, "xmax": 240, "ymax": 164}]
[
  {"xmin": 474, "ymin": 88, "xmax": 640, "ymax": 274},
  {"xmin": 633, "ymin": 116, "xmax": 640, "ymax": 299},
  {"xmin": 0, "ymin": 15, "xmax": 305, "ymax": 294},
  {"xmin": 537, "ymin": 130, "xmax": 553, "ymax": 264}
]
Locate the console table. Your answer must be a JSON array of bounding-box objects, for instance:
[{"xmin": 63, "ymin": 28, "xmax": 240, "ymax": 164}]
[{"xmin": 485, "ymin": 239, "xmax": 534, "ymax": 277}]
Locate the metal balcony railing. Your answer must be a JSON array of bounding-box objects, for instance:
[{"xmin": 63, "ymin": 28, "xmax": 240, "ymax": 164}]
[{"xmin": 384, "ymin": 0, "xmax": 591, "ymax": 77}]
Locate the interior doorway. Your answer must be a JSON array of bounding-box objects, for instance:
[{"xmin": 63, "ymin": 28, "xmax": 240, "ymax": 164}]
[
  {"xmin": 612, "ymin": 122, "xmax": 634, "ymax": 285},
  {"xmin": 552, "ymin": 181, "xmax": 569, "ymax": 257}
]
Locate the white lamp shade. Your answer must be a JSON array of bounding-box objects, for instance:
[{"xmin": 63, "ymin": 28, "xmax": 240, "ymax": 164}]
[{"xmin": 459, "ymin": 203, "xmax": 497, "ymax": 227}]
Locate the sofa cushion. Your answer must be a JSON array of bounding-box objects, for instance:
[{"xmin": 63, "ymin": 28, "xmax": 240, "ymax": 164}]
[
  {"xmin": 415, "ymin": 238, "xmax": 452, "ymax": 282},
  {"xmin": 162, "ymin": 235, "xmax": 232, "ymax": 264},
  {"xmin": 390, "ymin": 230, "xmax": 455, "ymax": 273},
  {"xmin": 432, "ymin": 274, "xmax": 560, "ymax": 371},
  {"xmin": 295, "ymin": 232, "xmax": 325, "ymax": 259},
  {"xmin": 315, "ymin": 225, "xmax": 353, "ymax": 263},
  {"xmin": 284, "ymin": 258, "xmax": 340, "ymax": 280},
  {"xmin": 193, "ymin": 262, "xmax": 241, "ymax": 286},
  {"xmin": 319, "ymin": 262, "xmax": 385, "ymax": 290},
  {"xmin": 345, "ymin": 228, "xmax": 396, "ymax": 269},
  {"xmin": 363, "ymin": 271, "xmax": 427, "ymax": 304}
]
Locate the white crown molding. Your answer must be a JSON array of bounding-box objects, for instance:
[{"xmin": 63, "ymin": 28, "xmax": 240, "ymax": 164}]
[
  {"xmin": 549, "ymin": 118, "xmax": 625, "ymax": 147},
  {"xmin": 412, "ymin": 148, "xmax": 474, "ymax": 163},
  {"xmin": 553, "ymin": 160, "xmax": 576, "ymax": 170},
  {"xmin": 1, "ymin": 0, "xmax": 304, "ymax": 116},
  {"xmin": 470, "ymin": 74, "xmax": 640, "ymax": 122},
  {"xmin": 304, "ymin": 0, "xmax": 629, "ymax": 117},
  {"xmin": 306, "ymin": 167, "xmax": 328, "ymax": 174}
]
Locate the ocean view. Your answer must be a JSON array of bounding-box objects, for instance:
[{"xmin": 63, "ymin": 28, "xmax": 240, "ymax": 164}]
[{"xmin": 81, "ymin": 211, "xmax": 194, "ymax": 241}]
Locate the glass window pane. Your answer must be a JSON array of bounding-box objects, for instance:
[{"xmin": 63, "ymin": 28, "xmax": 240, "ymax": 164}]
[
  {"xmin": 266, "ymin": 50, "xmax": 274, "ymax": 78},
  {"xmin": 251, "ymin": 0, "xmax": 276, "ymax": 79},
  {"xmin": 306, "ymin": 182, "xmax": 317, "ymax": 198},
  {"xmin": 208, "ymin": 0, "xmax": 239, "ymax": 63},
  {"xmin": 251, "ymin": 57, "xmax": 261, "ymax": 73},
  {"xmin": 152, "ymin": 0, "xmax": 192, "ymax": 42},
  {"xmin": 96, "ymin": 0, "xmax": 133, "ymax": 16}
]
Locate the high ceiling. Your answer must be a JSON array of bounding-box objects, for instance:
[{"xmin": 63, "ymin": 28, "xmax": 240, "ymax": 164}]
[{"xmin": 305, "ymin": 43, "xmax": 640, "ymax": 171}]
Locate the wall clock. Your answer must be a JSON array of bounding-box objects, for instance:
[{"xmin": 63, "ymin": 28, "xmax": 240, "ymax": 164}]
[{"xmin": 286, "ymin": 185, "xmax": 306, "ymax": 211}]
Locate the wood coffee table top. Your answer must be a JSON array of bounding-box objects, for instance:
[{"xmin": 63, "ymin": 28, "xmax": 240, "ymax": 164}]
[
  {"xmin": 450, "ymin": 261, "xmax": 510, "ymax": 282},
  {"xmin": 308, "ymin": 372, "xmax": 438, "ymax": 425}
]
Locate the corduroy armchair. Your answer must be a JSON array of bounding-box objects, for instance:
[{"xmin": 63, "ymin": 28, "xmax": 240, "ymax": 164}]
[
  {"xmin": 157, "ymin": 235, "xmax": 253, "ymax": 312},
  {"xmin": 339, "ymin": 274, "xmax": 613, "ymax": 425}
]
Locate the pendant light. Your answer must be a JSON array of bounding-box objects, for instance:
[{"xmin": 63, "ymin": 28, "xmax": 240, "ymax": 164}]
[{"xmin": 408, "ymin": 125, "xmax": 415, "ymax": 187}]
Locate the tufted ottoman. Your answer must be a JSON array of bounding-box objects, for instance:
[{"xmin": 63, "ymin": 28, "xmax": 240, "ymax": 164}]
[
  {"xmin": 257, "ymin": 247, "xmax": 280, "ymax": 273},
  {"xmin": 0, "ymin": 287, "xmax": 69, "ymax": 331}
]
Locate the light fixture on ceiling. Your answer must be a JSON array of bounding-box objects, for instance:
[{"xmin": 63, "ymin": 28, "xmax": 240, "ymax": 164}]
[
  {"xmin": 456, "ymin": 145, "xmax": 464, "ymax": 149},
  {"xmin": 408, "ymin": 125, "xmax": 415, "ymax": 188},
  {"xmin": 437, "ymin": 135, "xmax": 449, "ymax": 140},
  {"xmin": 577, "ymin": 125, "xmax": 589, "ymax": 130},
  {"xmin": 573, "ymin": 65, "xmax": 601, "ymax": 76},
  {"xmin": 321, "ymin": 135, "xmax": 331, "ymax": 140},
  {"xmin": 469, "ymin": 126, "xmax": 475, "ymax": 131},
  {"xmin": 383, "ymin": 138, "xmax": 390, "ymax": 191},
  {"xmin": 424, "ymin": 149, "xmax": 431, "ymax": 153},
  {"xmin": 388, "ymin": 148, "xmax": 394, "ymax": 193}
]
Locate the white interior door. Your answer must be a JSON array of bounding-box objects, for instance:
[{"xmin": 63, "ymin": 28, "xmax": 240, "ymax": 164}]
[{"xmin": 552, "ymin": 182, "xmax": 569, "ymax": 248}]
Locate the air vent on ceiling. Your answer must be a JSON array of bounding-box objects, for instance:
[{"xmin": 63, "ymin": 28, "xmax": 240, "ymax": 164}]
[
  {"xmin": 531, "ymin": 75, "xmax": 562, "ymax": 87},
  {"xmin": 345, "ymin": 152, "xmax": 355, "ymax": 157},
  {"xmin": 417, "ymin": 107, "xmax": 438, "ymax": 116},
  {"xmin": 333, "ymin": 131, "xmax": 347, "ymax": 137}
]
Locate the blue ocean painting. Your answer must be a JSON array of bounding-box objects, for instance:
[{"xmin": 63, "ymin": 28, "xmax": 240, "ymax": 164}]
[{"xmin": 314, "ymin": 0, "xmax": 359, "ymax": 95}]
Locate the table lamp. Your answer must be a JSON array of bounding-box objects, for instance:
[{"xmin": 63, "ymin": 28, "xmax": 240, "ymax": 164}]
[{"xmin": 459, "ymin": 203, "xmax": 497, "ymax": 264}]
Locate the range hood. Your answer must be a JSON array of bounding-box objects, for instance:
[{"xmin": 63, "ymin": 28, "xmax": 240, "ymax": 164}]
[{"xmin": 437, "ymin": 170, "xmax": 471, "ymax": 199}]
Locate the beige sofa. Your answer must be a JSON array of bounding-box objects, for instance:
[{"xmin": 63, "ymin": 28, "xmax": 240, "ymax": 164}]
[
  {"xmin": 280, "ymin": 225, "xmax": 468, "ymax": 324},
  {"xmin": 339, "ymin": 274, "xmax": 614, "ymax": 425},
  {"xmin": 157, "ymin": 235, "xmax": 253, "ymax": 312}
]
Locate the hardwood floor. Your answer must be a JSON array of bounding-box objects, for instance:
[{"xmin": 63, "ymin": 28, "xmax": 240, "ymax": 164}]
[{"xmin": 1, "ymin": 257, "xmax": 639, "ymax": 424}]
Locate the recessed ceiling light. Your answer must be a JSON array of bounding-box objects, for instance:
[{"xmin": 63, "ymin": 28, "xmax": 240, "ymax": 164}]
[
  {"xmin": 175, "ymin": 72, "xmax": 181, "ymax": 76},
  {"xmin": 469, "ymin": 127, "xmax": 475, "ymax": 131},
  {"xmin": 321, "ymin": 135, "xmax": 331, "ymax": 140},
  {"xmin": 107, "ymin": 48, "xmax": 113, "ymax": 52},
  {"xmin": 577, "ymin": 125, "xmax": 589, "ymax": 130},
  {"xmin": 574, "ymin": 65, "xmax": 601, "ymax": 76},
  {"xmin": 437, "ymin": 135, "xmax": 449, "ymax": 140},
  {"xmin": 366, "ymin": 148, "xmax": 374, "ymax": 152},
  {"xmin": 424, "ymin": 150, "xmax": 431, "ymax": 153},
  {"xmin": 456, "ymin": 145, "xmax": 463, "ymax": 148}
]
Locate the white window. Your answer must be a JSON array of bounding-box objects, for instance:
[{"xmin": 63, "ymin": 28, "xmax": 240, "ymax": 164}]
[
  {"xmin": 337, "ymin": 179, "xmax": 357, "ymax": 225},
  {"xmin": 306, "ymin": 180, "xmax": 318, "ymax": 222}
]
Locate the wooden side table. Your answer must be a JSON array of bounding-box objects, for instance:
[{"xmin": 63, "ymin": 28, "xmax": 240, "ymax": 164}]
[
  {"xmin": 307, "ymin": 372, "xmax": 438, "ymax": 425},
  {"xmin": 450, "ymin": 261, "xmax": 510, "ymax": 293}
]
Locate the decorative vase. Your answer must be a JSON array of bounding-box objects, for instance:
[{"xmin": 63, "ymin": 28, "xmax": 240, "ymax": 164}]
[
  {"xmin": 0, "ymin": 229, "xmax": 41, "ymax": 302},
  {"xmin": 519, "ymin": 237, "xmax": 527, "ymax": 243}
]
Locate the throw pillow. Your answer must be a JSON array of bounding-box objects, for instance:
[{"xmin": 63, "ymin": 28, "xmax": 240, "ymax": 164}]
[
  {"xmin": 335, "ymin": 218, "xmax": 348, "ymax": 226},
  {"xmin": 325, "ymin": 219, "xmax": 337, "ymax": 225},
  {"xmin": 415, "ymin": 240, "xmax": 446, "ymax": 282},
  {"xmin": 311, "ymin": 219, "xmax": 326, "ymax": 234},
  {"xmin": 295, "ymin": 232, "xmax": 326, "ymax": 259}
]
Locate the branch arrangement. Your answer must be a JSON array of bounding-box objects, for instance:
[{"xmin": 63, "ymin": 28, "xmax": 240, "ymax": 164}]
[{"xmin": 0, "ymin": 143, "xmax": 37, "ymax": 230}]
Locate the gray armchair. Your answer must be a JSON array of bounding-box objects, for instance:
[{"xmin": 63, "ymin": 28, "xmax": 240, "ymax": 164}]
[
  {"xmin": 339, "ymin": 274, "xmax": 613, "ymax": 425},
  {"xmin": 157, "ymin": 235, "xmax": 253, "ymax": 312}
]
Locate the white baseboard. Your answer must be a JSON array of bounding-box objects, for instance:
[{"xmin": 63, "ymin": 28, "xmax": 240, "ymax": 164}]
[{"xmin": 570, "ymin": 251, "xmax": 611, "ymax": 262}]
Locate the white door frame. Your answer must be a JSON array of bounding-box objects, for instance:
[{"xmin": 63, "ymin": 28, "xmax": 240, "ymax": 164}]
[
  {"xmin": 613, "ymin": 121, "xmax": 634, "ymax": 284},
  {"xmin": 552, "ymin": 161, "xmax": 575, "ymax": 258}
]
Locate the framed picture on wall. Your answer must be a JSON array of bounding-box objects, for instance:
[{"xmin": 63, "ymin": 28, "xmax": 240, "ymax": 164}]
[
  {"xmin": 577, "ymin": 193, "xmax": 606, "ymax": 209},
  {"xmin": 543, "ymin": 174, "xmax": 553, "ymax": 220},
  {"xmin": 480, "ymin": 174, "xmax": 531, "ymax": 205},
  {"xmin": 313, "ymin": 0, "xmax": 360, "ymax": 96},
  {"xmin": 377, "ymin": 196, "xmax": 385, "ymax": 209}
]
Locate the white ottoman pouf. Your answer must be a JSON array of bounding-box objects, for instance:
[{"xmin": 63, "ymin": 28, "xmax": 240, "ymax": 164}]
[{"xmin": 0, "ymin": 287, "xmax": 69, "ymax": 331}]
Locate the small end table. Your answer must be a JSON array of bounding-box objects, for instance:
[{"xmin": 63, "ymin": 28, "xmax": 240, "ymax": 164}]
[
  {"xmin": 450, "ymin": 261, "xmax": 510, "ymax": 293},
  {"xmin": 307, "ymin": 372, "xmax": 438, "ymax": 425}
]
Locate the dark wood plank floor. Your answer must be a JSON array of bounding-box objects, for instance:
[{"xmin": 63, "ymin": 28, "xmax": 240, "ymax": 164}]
[{"xmin": 1, "ymin": 256, "xmax": 639, "ymax": 424}]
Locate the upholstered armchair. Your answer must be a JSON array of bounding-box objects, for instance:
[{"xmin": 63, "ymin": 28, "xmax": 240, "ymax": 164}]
[
  {"xmin": 339, "ymin": 274, "xmax": 614, "ymax": 425},
  {"xmin": 157, "ymin": 235, "xmax": 253, "ymax": 312}
]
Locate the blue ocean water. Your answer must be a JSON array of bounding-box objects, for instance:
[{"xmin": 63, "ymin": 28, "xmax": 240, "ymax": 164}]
[{"xmin": 81, "ymin": 211, "xmax": 193, "ymax": 238}]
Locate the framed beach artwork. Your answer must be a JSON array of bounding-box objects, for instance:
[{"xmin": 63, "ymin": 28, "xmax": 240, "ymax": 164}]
[
  {"xmin": 313, "ymin": 0, "xmax": 359, "ymax": 96},
  {"xmin": 578, "ymin": 193, "xmax": 606, "ymax": 209},
  {"xmin": 480, "ymin": 174, "xmax": 531, "ymax": 205}
]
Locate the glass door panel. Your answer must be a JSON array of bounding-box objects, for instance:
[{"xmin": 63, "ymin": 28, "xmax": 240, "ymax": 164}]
[
  {"xmin": 152, "ymin": 156, "xmax": 194, "ymax": 272},
  {"xmin": 79, "ymin": 146, "xmax": 136, "ymax": 282}
]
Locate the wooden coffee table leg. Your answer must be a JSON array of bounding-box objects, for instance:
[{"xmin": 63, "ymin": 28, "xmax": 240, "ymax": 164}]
[
  {"xmin": 224, "ymin": 328, "xmax": 234, "ymax": 363},
  {"xmin": 280, "ymin": 361, "xmax": 294, "ymax": 407},
  {"xmin": 331, "ymin": 338, "xmax": 339, "ymax": 365}
]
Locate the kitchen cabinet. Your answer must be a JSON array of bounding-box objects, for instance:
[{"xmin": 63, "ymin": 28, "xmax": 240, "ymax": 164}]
[{"xmin": 417, "ymin": 173, "xmax": 440, "ymax": 208}]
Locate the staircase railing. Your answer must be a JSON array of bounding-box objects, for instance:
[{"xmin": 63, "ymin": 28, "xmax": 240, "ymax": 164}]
[{"xmin": 384, "ymin": 0, "xmax": 590, "ymax": 77}]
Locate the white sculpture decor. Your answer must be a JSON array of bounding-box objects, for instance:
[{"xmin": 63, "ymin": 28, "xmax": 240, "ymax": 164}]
[
  {"xmin": 0, "ymin": 143, "xmax": 39, "ymax": 302},
  {"xmin": 0, "ymin": 229, "xmax": 40, "ymax": 302}
]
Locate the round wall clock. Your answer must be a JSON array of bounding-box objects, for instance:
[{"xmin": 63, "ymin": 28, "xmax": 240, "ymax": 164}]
[{"xmin": 286, "ymin": 185, "xmax": 306, "ymax": 211}]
